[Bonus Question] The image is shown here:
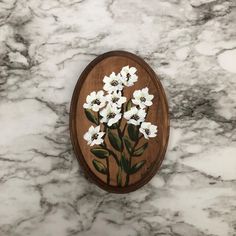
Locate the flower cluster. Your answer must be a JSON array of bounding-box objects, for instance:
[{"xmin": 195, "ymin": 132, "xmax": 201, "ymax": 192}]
[{"xmin": 83, "ymin": 66, "xmax": 158, "ymax": 146}]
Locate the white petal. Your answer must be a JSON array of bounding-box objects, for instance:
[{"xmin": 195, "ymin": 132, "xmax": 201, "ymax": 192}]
[
  {"xmin": 124, "ymin": 112, "xmax": 130, "ymax": 120},
  {"xmin": 97, "ymin": 90, "xmax": 104, "ymax": 96},
  {"xmin": 114, "ymin": 114, "xmax": 122, "ymax": 123},
  {"xmin": 100, "ymin": 117, "xmax": 106, "ymax": 123},
  {"xmin": 131, "ymin": 74, "xmax": 138, "ymax": 81},
  {"xmin": 128, "ymin": 119, "xmax": 135, "ymax": 125},
  {"xmin": 133, "ymin": 90, "xmax": 141, "ymax": 98},
  {"xmin": 83, "ymin": 132, "xmax": 90, "ymax": 141},
  {"xmin": 131, "ymin": 119, "xmax": 140, "ymax": 125},
  {"xmin": 92, "ymin": 104, "xmax": 99, "ymax": 112},
  {"xmin": 120, "ymin": 71, "xmax": 126, "ymax": 78},
  {"xmin": 83, "ymin": 103, "xmax": 90, "ymax": 109},
  {"xmin": 90, "ymin": 91, "xmax": 96, "ymax": 97},
  {"xmin": 103, "ymin": 83, "xmax": 111, "ymax": 91},
  {"xmin": 126, "ymin": 83, "xmax": 133, "ymax": 87},
  {"xmin": 142, "ymin": 87, "xmax": 149, "ymax": 93},
  {"xmin": 141, "ymin": 122, "xmax": 148, "ymax": 129},
  {"xmin": 107, "ymin": 119, "xmax": 114, "ymax": 126},
  {"xmin": 116, "ymin": 91, "xmax": 122, "ymax": 97},
  {"xmin": 110, "ymin": 72, "xmax": 116, "ymax": 77},
  {"xmin": 124, "ymin": 110, "xmax": 133, "ymax": 119},
  {"xmin": 86, "ymin": 95, "xmax": 92, "ymax": 103},
  {"xmin": 139, "ymin": 103, "xmax": 146, "ymax": 109},
  {"xmin": 150, "ymin": 125, "xmax": 157, "ymax": 133},
  {"xmin": 93, "ymin": 138, "xmax": 103, "ymax": 145},
  {"xmin": 90, "ymin": 140, "xmax": 96, "ymax": 146},
  {"xmin": 98, "ymin": 132, "xmax": 105, "ymax": 139},
  {"xmin": 120, "ymin": 97, "xmax": 127, "ymax": 104},
  {"xmin": 103, "ymin": 76, "xmax": 110, "ymax": 83},
  {"xmin": 100, "ymin": 108, "xmax": 106, "ymax": 117},
  {"xmin": 131, "ymin": 99, "xmax": 139, "ymax": 106},
  {"xmin": 94, "ymin": 125, "xmax": 100, "ymax": 132},
  {"xmin": 145, "ymin": 101, "xmax": 153, "ymax": 106},
  {"xmin": 113, "ymin": 107, "xmax": 121, "ymax": 114},
  {"xmin": 100, "ymin": 101, "xmax": 106, "ymax": 108},
  {"xmin": 122, "ymin": 65, "xmax": 129, "ymax": 72},
  {"xmin": 149, "ymin": 133, "xmax": 157, "ymax": 138},
  {"xmin": 129, "ymin": 67, "xmax": 137, "ymax": 74},
  {"xmin": 148, "ymin": 94, "xmax": 154, "ymax": 100},
  {"xmin": 88, "ymin": 126, "xmax": 94, "ymax": 133},
  {"xmin": 138, "ymin": 109, "xmax": 146, "ymax": 118}
]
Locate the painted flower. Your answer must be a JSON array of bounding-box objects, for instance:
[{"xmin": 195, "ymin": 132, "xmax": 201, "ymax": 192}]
[
  {"xmin": 83, "ymin": 125, "xmax": 105, "ymax": 146},
  {"xmin": 139, "ymin": 122, "xmax": 158, "ymax": 139},
  {"xmin": 132, "ymin": 87, "xmax": 154, "ymax": 108},
  {"xmin": 120, "ymin": 65, "xmax": 138, "ymax": 87},
  {"xmin": 100, "ymin": 104, "xmax": 122, "ymax": 126},
  {"xmin": 83, "ymin": 90, "xmax": 106, "ymax": 112},
  {"xmin": 106, "ymin": 91, "xmax": 127, "ymax": 107},
  {"xmin": 124, "ymin": 107, "xmax": 146, "ymax": 125},
  {"xmin": 103, "ymin": 72, "xmax": 123, "ymax": 93}
]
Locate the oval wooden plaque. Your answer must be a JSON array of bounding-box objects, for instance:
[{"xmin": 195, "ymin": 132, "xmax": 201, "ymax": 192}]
[{"xmin": 70, "ymin": 51, "xmax": 169, "ymax": 193}]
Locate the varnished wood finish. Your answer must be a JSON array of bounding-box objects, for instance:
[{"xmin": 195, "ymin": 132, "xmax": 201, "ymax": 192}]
[{"xmin": 70, "ymin": 51, "xmax": 169, "ymax": 193}]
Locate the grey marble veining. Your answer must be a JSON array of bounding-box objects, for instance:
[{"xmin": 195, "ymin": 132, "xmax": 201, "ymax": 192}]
[{"xmin": 0, "ymin": 0, "xmax": 236, "ymax": 235}]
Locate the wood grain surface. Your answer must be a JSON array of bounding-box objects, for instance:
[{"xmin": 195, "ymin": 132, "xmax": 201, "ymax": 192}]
[{"xmin": 70, "ymin": 51, "xmax": 169, "ymax": 193}]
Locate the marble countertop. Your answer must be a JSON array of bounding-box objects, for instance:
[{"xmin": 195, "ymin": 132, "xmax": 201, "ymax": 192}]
[{"xmin": 0, "ymin": 0, "xmax": 236, "ymax": 235}]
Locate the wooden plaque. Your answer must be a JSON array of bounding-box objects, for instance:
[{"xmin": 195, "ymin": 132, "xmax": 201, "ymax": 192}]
[{"xmin": 70, "ymin": 51, "xmax": 169, "ymax": 193}]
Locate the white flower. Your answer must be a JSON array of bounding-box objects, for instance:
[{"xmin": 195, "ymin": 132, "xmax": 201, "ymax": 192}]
[
  {"xmin": 106, "ymin": 91, "xmax": 126, "ymax": 107},
  {"xmin": 100, "ymin": 104, "xmax": 122, "ymax": 127},
  {"xmin": 103, "ymin": 72, "xmax": 123, "ymax": 93},
  {"xmin": 124, "ymin": 107, "xmax": 146, "ymax": 125},
  {"xmin": 132, "ymin": 87, "xmax": 154, "ymax": 109},
  {"xmin": 120, "ymin": 65, "xmax": 138, "ymax": 87},
  {"xmin": 83, "ymin": 90, "xmax": 106, "ymax": 112},
  {"xmin": 83, "ymin": 125, "xmax": 105, "ymax": 146},
  {"xmin": 139, "ymin": 122, "xmax": 158, "ymax": 139}
]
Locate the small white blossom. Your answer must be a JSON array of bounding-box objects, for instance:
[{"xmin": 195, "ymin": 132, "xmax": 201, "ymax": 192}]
[
  {"xmin": 124, "ymin": 107, "xmax": 146, "ymax": 125},
  {"xmin": 100, "ymin": 104, "xmax": 122, "ymax": 127},
  {"xmin": 83, "ymin": 90, "xmax": 106, "ymax": 112},
  {"xmin": 103, "ymin": 72, "xmax": 123, "ymax": 93},
  {"xmin": 139, "ymin": 122, "xmax": 158, "ymax": 139},
  {"xmin": 106, "ymin": 91, "xmax": 126, "ymax": 107},
  {"xmin": 120, "ymin": 65, "xmax": 138, "ymax": 87},
  {"xmin": 132, "ymin": 87, "xmax": 154, "ymax": 109},
  {"xmin": 83, "ymin": 125, "xmax": 105, "ymax": 146}
]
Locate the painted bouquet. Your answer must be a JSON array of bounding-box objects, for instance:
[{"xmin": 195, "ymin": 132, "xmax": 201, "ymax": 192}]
[{"xmin": 83, "ymin": 66, "xmax": 158, "ymax": 186}]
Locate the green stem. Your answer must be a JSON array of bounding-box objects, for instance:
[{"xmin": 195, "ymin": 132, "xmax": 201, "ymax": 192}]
[
  {"xmin": 117, "ymin": 156, "xmax": 123, "ymax": 187},
  {"xmin": 101, "ymin": 126, "xmax": 110, "ymax": 184},
  {"xmin": 106, "ymin": 156, "xmax": 110, "ymax": 184},
  {"xmin": 97, "ymin": 112, "xmax": 100, "ymax": 124},
  {"xmin": 102, "ymin": 125, "xmax": 107, "ymax": 148},
  {"xmin": 125, "ymin": 134, "xmax": 143, "ymax": 186},
  {"xmin": 122, "ymin": 123, "xmax": 127, "ymax": 136}
]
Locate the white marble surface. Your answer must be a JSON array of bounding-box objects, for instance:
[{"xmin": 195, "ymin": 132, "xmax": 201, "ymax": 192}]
[{"xmin": 0, "ymin": 0, "xmax": 236, "ymax": 235}]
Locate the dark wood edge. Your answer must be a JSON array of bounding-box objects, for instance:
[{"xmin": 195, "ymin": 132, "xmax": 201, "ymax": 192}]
[{"xmin": 69, "ymin": 50, "xmax": 170, "ymax": 193}]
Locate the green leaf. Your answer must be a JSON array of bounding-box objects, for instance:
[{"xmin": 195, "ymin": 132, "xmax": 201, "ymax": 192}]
[
  {"xmin": 108, "ymin": 129, "xmax": 123, "ymax": 151},
  {"xmin": 90, "ymin": 148, "xmax": 109, "ymax": 159},
  {"xmin": 107, "ymin": 123, "xmax": 118, "ymax": 129},
  {"xmin": 84, "ymin": 109, "xmax": 98, "ymax": 125},
  {"xmin": 123, "ymin": 136, "xmax": 132, "ymax": 154},
  {"xmin": 92, "ymin": 159, "xmax": 107, "ymax": 174},
  {"xmin": 127, "ymin": 124, "xmax": 139, "ymax": 141},
  {"xmin": 125, "ymin": 99, "xmax": 132, "ymax": 111},
  {"xmin": 133, "ymin": 143, "xmax": 148, "ymax": 156},
  {"xmin": 129, "ymin": 160, "xmax": 146, "ymax": 174},
  {"xmin": 120, "ymin": 153, "xmax": 129, "ymax": 174}
]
